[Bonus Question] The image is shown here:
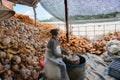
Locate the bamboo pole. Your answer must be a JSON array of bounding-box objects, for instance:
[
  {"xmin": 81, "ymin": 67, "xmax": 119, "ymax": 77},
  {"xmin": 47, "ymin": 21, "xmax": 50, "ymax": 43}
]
[{"xmin": 64, "ymin": 0, "xmax": 69, "ymax": 42}]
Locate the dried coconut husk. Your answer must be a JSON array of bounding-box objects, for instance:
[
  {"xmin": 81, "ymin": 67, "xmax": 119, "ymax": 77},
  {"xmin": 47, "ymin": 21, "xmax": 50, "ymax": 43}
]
[
  {"xmin": 26, "ymin": 45, "xmax": 34, "ymax": 51},
  {"xmin": 31, "ymin": 70, "xmax": 40, "ymax": 79},
  {"xmin": 12, "ymin": 55, "xmax": 21, "ymax": 64},
  {"xmin": 13, "ymin": 14, "xmax": 34, "ymax": 25},
  {"xmin": 12, "ymin": 65, "xmax": 19, "ymax": 72},
  {"xmin": 0, "ymin": 63, "xmax": 4, "ymax": 73},
  {"xmin": 20, "ymin": 68, "xmax": 31, "ymax": 79},
  {"xmin": 4, "ymin": 76, "xmax": 13, "ymax": 80},
  {"xmin": 0, "ymin": 51, "xmax": 6, "ymax": 58},
  {"xmin": 2, "ymin": 70, "xmax": 13, "ymax": 79},
  {"xmin": 20, "ymin": 55, "xmax": 27, "ymax": 62},
  {"xmin": 0, "ymin": 29, "xmax": 9, "ymax": 35},
  {"xmin": 2, "ymin": 58, "xmax": 10, "ymax": 65},
  {"xmin": 25, "ymin": 55, "xmax": 32, "ymax": 65},
  {"xmin": 4, "ymin": 64, "xmax": 11, "ymax": 70},
  {"xmin": 6, "ymin": 53, "xmax": 13, "ymax": 60},
  {"xmin": 26, "ymin": 66, "xmax": 34, "ymax": 70},
  {"xmin": 0, "ymin": 44, "xmax": 8, "ymax": 49},
  {"xmin": 7, "ymin": 49, "xmax": 19, "ymax": 55},
  {"xmin": 18, "ymin": 48, "xmax": 31, "ymax": 54},
  {"xmin": 14, "ymin": 74, "xmax": 22, "ymax": 80},
  {"xmin": 2, "ymin": 37, "xmax": 11, "ymax": 46}
]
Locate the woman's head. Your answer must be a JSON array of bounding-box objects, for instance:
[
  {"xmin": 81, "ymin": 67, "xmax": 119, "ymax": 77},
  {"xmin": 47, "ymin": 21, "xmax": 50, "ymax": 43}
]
[{"xmin": 50, "ymin": 29, "xmax": 59, "ymax": 39}]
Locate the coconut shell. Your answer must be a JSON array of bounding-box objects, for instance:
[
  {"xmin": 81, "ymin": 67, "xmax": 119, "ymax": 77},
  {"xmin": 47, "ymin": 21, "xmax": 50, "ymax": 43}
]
[
  {"xmin": 20, "ymin": 68, "xmax": 31, "ymax": 79},
  {"xmin": 7, "ymin": 49, "xmax": 19, "ymax": 54},
  {"xmin": 0, "ymin": 63, "xmax": 4, "ymax": 73},
  {"xmin": 2, "ymin": 70, "xmax": 13, "ymax": 79},
  {"xmin": 0, "ymin": 51, "xmax": 6, "ymax": 58},
  {"xmin": 2, "ymin": 37, "xmax": 11, "ymax": 46},
  {"xmin": 0, "ymin": 44, "xmax": 8, "ymax": 49},
  {"xmin": 6, "ymin": 53, "xmax": 13, "ymax": 60},
  {"xmin": 4, "ymin": 65, "xmax": 11, "ymax": 70},
  {"xmin": 3, "ymin": 59, "xmax": 11, "ymax": 65},
  {"xmin": 12, "ymin": 65, "xmax": 19, "ymax": 72},
  {"xmin": 4, "ymin": 76, "xmax": 13, "ymax": 80},
  {"xmin": 31, "ymin": 70, "xmax": 39, "ymax": 79},
  {"xmin": 12, "ymin": 55, "xmax": 21, "ymax": 64}
]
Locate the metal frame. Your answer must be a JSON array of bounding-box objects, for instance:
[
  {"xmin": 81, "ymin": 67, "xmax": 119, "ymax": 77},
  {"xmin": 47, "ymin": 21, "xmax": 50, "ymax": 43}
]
[{"xmin": 45, "ymin": 22, "xmax": 120, "ymax": 39}]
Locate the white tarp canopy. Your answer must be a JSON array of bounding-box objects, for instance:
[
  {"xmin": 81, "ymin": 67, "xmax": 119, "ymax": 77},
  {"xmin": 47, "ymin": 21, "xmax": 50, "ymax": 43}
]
[{"xmin": 40, "ymin": 0, "xmax": 120, "ymax": 21}]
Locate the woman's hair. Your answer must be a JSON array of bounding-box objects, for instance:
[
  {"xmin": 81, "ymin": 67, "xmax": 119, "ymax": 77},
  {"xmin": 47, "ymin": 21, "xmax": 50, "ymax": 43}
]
[{"xmin": 50, "ymin": 29, "xmax": 59, "ymax": 36}]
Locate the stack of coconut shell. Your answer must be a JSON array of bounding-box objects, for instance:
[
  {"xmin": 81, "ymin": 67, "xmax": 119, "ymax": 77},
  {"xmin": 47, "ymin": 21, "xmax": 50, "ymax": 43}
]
[
  {"xmin": 59, "ymin": 31, "xmax": 120, "ymax": 55},
  {"xmin": 59, "ymin": 31, "xmax": 90, "ymax": 54},
  {"xmin": 13, "ymin": 14, "xmax": 34, "ymax": 25},
  {"xmin": 0, "ymin": 16, "xmax": 43, "ymax": 80}
]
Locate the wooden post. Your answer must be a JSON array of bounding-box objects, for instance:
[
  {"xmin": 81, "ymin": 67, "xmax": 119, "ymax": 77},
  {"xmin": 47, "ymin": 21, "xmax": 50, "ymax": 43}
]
[
  {"xmin": 64, "ymin": 0, "xmax": 69, "ymax": 42},
  {"xmin": 33, "ymin": 7, "xmax": 36, "ymax": 26}
]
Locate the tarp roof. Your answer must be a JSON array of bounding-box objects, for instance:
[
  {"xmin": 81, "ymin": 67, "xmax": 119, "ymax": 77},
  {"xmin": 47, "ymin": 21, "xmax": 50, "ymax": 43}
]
[
  {"xmin": 40, "ymin": 0, "xmax": 120, "ymax": 21},
  {"xmin": 7, "ymin": 0, "xmax": 39, "ymax": 7}
]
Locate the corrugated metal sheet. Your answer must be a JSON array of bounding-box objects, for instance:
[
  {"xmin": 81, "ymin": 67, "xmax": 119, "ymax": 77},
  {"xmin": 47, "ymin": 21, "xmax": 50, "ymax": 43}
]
[
  {"xmin": 2, "ymin": 0, "xmax": 14, "ymax": 10},
  {"xmin": 7, "ymin": 0, "xmax": 39, "ymax": 7},
  {"xmin": 0, "ymin": 0, "xmax": 15, "ymax": 21}
]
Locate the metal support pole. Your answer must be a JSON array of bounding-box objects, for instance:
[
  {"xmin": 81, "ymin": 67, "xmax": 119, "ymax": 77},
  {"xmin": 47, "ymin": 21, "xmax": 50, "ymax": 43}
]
[
  {"xmin": 94, "ymin": 25, "xmax": 95, "ymax": 37},
  {"xmin": 103, "ymin": 25, "xmax": 105, "ymax": 35},
  {"xmin": 64, "ymin": 0, "xmax": 69, "ymax": 42},
  {"xmin": 85, "ymin": 26, "xmax": 87, "ymax": 38},
  {"xmin": 115, "ymin": 24, "xmax": 116, "ymax": 32},
  {"xmin": 33, "ymin": 7, "xmax": 36, "ymax": 26}
]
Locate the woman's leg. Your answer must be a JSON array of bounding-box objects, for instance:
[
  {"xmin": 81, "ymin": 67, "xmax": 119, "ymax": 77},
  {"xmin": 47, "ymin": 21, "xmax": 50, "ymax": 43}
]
[{"xmin": 58, "ymin": 61, "xmax": 70, "ymax": 80}]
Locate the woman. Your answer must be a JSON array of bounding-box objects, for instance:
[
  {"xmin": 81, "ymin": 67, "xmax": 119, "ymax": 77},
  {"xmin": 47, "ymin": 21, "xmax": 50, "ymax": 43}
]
[{"xmin": 44, "ymin": 29, "xmax": 70, "ymax": 80}]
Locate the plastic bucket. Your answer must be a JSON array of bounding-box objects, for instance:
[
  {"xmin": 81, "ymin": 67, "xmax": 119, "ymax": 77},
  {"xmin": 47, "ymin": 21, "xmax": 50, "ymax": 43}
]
[{"xmin": 65, "ymin": 55, "xmax": 86, "ymax": 80}]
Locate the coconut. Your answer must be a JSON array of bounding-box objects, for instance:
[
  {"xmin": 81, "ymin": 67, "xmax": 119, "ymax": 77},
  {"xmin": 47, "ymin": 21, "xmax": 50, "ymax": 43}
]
[
  {"xmin": 0, "ymin": 51, "xmax": 6, "ymax": 58},
  {"xmin": 7, "ymin": 70, "xmax": 13, "ymax": 76},
  {"xmin": 20, "ymin": 68, "xmax": 31, "ymax": 79},
  {"xmin": 0, "ymin": 63, "xmax": 4, "ymax": 73},
  {"xmin": 12, "ymin": 55, "xmax": 21, "ymax": 64},
  {"xmin": 6, "ymin": 53, "xmax": 13, "ymax": 60},
  {"xmin": 3, "ymin": 59, "xmax": 10, "ymax": 65},
  {"xmin": 15, "ymin": 74, "xmax": 23, "ymax": 80},
  {"xmin": 4, "ymin": 76, "xmax": 13, "ymax": 80},
  {"xmin": 7, "ymin": 49, "xmax": 19, "ymax": 54},
  {"xmin": 31, "ymin": 70, "xmax": 40, "ymax": 79},
  {"xmin": 2, "ymin": 37, "xmax": 11, "ymax": 46},
  {"xmin": 4, "ymin": 64, "xmax": 11, "ymax": 70},
  {"xmin": 2, "ymin": 70, "xmax": 13, "ymax": 79},
  {"xmin": 12, "ymin": 65, "xmax": 19, "ymax": 72},
  {"xmin": 26, "ymin": 55, "xmax": 32, "ymax": 65}
]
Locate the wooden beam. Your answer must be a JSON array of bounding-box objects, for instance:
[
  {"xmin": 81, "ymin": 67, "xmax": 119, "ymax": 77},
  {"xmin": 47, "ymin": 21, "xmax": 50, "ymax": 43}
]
[{"xmin": 64, "ymin": 0, "xmax": 69, "ymax": 42}]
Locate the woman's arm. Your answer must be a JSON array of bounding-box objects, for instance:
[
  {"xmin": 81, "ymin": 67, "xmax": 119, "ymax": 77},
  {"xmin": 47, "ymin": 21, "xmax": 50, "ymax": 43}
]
[{"xmin": 61, "ymin": 47, "xmax": 69, "ymax": 55}]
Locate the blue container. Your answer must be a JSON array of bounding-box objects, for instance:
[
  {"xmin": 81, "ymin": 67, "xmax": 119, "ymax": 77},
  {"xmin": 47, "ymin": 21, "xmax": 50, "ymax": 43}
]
[
  {"xmin": 108, "ymin": 58, "xmax": 120, "ymax": 79},
  {"xmin": 65, "ymin": 55, "xmax": 86, "ymax": 80}
]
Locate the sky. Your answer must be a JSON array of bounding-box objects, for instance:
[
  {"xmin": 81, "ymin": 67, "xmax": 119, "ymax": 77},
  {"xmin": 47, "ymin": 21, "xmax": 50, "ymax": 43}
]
[{"xmin": 13, "ymin": 3, "xmax": 53, "ymax": 20}]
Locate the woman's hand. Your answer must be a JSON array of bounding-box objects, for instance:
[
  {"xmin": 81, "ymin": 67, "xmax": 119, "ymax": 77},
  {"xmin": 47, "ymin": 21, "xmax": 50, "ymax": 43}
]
[{"xmin": 62, "ymin": 55, "xmax": 66, "ymax": 58}]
